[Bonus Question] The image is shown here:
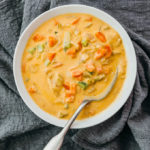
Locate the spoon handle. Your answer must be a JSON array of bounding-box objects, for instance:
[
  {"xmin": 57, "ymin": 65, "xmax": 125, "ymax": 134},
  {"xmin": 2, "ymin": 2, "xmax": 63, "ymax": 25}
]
[{"xmin": 43, "ymin": 100, "xmax": 89, "ymax": 150}]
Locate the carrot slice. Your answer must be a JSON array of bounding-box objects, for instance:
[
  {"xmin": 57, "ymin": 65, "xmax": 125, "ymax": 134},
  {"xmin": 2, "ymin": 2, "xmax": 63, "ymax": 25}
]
[
  {"xmin": 63, "ymin": 81, "xmax": 70, "ymax": 90},
  {"xmin": 72, "ymin": 17, "xmax": 80, "ymax": 25},
  {"xmin": 72, "ymin": 70, "xmax": 83, "ymax": 77},
  {"xmin": 78, "ymin": 41, "xmax": 82, "ymax": 50},
  {"xmin": 67, "ymin": 49, "xmax": 74, "ymax": 55},
  {"xmin": 94, "ymin": 48, "xmax": 107, "ymax": 60},
  {"xmin": 70, "ymin": 83, "xmax": 77, "ymax": 94},
  {"xmin": 64, "ymin": 82, "xmax": 76, "ymax": 96},
  {"xmin": 95, "ymin": 32, "xmax": 106, "ymax": 43},
  {"xmin": 48, "ymin": 52, "xmax": 56, "ymax": 62},
  {"xmin": 65, "ymin": 90, "xmax": 75, "ymax": 103},
  {"xmin": 66, "ymin": 48, "xmax": 76, "ymax": 55},
  {"xmin": 49, "ymin": 36, "xmax": 57, "ymax": 47},
  {"xmin": 33, "ymin": 34, "xmax": 45, "ymax": 42},
  {"xmin": 85, "ymin": 17, "xmax": 93, "ymax": 21},
  {"xmin": 65, "ymin": 91, "xmax": 73, "ymax": 97},
  {"xmin": 54, "ymin": 20, "xmax": 59, "ymax": 26},
  {"xmin": 85, "ymin": 61, "xmax": 95, "ymax": 72},
  {"xmin": 104, "ymin": 45, "xmax": 112, "ymax": 58},
  {"xmin": 22, "ymin": 64, "xmax": 26, "ymax": 73},
  {"xmin": 28, "ymin": 87, "xmax": 36, "ymax": 94},
  {"xmin": 76, "ymin": 76, "xmax": 83, "ymax": 81}
]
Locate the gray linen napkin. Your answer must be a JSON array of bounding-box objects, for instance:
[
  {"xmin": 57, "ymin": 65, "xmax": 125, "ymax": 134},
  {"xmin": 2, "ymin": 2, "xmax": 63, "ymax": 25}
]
[{"xmin": 0, "ymin": 0, "xmax": 150, "ymax": 150}]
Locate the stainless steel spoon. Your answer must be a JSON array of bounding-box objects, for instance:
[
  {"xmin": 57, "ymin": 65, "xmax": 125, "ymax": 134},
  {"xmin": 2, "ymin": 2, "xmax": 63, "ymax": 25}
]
[{"xmin": 44, "ymin": 68, "xmax": 118, "ymax": 150}]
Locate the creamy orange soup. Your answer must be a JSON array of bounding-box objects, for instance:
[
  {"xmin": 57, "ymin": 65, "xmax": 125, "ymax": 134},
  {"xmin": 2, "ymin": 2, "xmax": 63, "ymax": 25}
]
[{"xmin": 22, "ymin": 13, "xmax": 126, "ymax": 120}]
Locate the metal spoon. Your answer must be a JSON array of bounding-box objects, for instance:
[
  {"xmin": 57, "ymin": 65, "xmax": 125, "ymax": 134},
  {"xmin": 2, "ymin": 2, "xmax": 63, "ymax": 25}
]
[{"xmin": 44, "ymin": 68, "xmax": 118, "ymax": 150}]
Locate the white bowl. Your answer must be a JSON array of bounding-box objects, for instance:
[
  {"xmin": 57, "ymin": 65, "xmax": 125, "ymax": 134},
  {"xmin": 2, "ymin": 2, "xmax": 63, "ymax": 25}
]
[{"xmin": 13, "ymin": 4, "xmax": 137, "ymax": 129}]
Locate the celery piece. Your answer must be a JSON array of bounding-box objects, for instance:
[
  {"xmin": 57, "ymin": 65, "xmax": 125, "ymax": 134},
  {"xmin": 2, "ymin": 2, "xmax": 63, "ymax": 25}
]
[
  {"xmin": 25, "ymin": 78, "xmax": 30, "ymax": 82},
  {"xmin": 83, "ymin": 71, "xmax": 92, "ymax": 78},
  {"xmin": 58, "ymin": 24, "xmax": 62, "ymax": 29},
  {"xmin": 64, "ymin": 104, "xmax": 69, "ymax": 109},
  {"xmin": 94, "ymin": 74, "xmax": 105, "ymax": 82},
  {"xmin": 55, "ymin": 31, "xmax": 58, "ymax": 34},
  {"xmin": 78, "ymin": 81, "xmax": 88, "ymax": 90},
  {"xmin": 52, "ymin": 73, "xmax": 64, "ymax": 95},
  {"xmin": 84, "ymin": 78, "xmax": 95, "ymax": 85},
  {"xmin": 63, "ymin": 32, "xmax": 71, "ymax": 51},
  {"xmin": 44, "ymin": 59, "xmax": 50, "ymax": 66},
  {"xmin": 89, "ymin": 72, "xmax": 94, "ymax": 75},
  {"xmin": 44, "ymin": 41, "xmax": 48, "ymax": 46},
  {"xmin": 64, "ymin": 42, "xmax": 71, "ymax": 51},
  {"xmin": 37, "ymin": 44, "xmax": 44, "ymax": 52},
  {"xmin": 55, "ymin": 74, "xmax": 64, "ymax": 87},
  {"xmin": 64, "ymin": 46, "xmax": 67, "ymax": 51},
  {"xmin": 28, "ymin": 47, "xmax": 36, "ymax": 54},
  {"xmin": 81, "ymin": 40, "xmax": 88, "ymax": 47}
]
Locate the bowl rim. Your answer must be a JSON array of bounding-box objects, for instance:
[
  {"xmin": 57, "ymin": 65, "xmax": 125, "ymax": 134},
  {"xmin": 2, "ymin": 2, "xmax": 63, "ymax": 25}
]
[{"xmin": 13, "ymin": 4, "xmax": 137, "ymax": 129}]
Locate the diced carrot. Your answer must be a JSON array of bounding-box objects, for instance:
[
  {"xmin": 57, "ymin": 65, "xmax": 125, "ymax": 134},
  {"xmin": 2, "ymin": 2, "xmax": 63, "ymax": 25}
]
[
  {"xmin": 58, "ymin": 47, "xmax": 63, "ymax": 52},
  {"xmin": 85, "ymin": 61, "xmax": 95, "ymax": 72},
  {"xmin": 104, "ymin": 45, "xmax": 112, "ymax": 58},
  {"xmin": 72, "ymin": 17, "xmax": 80, "ymax": 25},
  {"xmin": 96, "ymin": 64, "xmax": 103, "ymax": 74},
  {"xmin": 65, "ymin": 90, "xmax": 75, "ymax": 103},
  {"xmin": 94, "ymin": 50, "xmax": 101, "ymax": 60},
  {"xmin": 49, "ymin": 36, "xmax": 57, "ymax": 47},
  {"xmin": 85, "ymin": 17, "xmax": 93, "ymax": 21},
  {"xmin": 72, "ymin": 54, "xmax": 76, "ymax": 58},
  {"xmin": 76, "ymin": 76, "xmax": 83, "ymax": 81},
  {"xmin": 95, "ymin": 32, "xmax": 106, "ymax": 43},
  {"xmin": 65, "ymin": 91, "xmax": 73, "ymax": 97},
  {"xmin": 54, "ymin": 20, "xmax": 59, "ymax": 26},
  {"xmin": 72, "ymin": 70, "xmax": 83, "ymax": 77},
  {"xmin": 94, "ymin": 48, "xmax": 107, "ymax": 60},
  {"xmin": 70, "ymin": 83, "xmax": 77, "ymax": 94},
  {"xmin": 66, "ymin": 48, "xmax": 76, "ymax": 55},
  {"xmin": 48, "ymin": 52, "xmax": 56, "ymax": 62},
  {"xmin": 63, "ymin": 81, "xmax": 70, "ymax": 90},
  {"xmin": 28, "ymin": 87, "xmax": 36, "ymax": 94},
  {"xmin": 64, "ymin": 82, "xmax": 76, "ymax": 96},
  {"xmin": 78, "ymin": 41, "xmax": 82, "ymax": 50},
  {"xmin": 33, "ymin": 34, "xmax": 45, "ymax": 42},
  {"xmin": 22, "ymin": 64, "xmax": 26, "ymax": 73}
]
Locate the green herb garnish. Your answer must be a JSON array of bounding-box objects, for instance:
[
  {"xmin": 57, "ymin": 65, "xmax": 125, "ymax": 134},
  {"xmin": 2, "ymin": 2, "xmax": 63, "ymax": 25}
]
[
  {"xmin": 37, "ymin": 44, "xmax": 44, "ymax": 52},
  {"xmin": 28, "ymin": 47, "xmax": 36, "ymax": 54},
  {"xmin": 81, "ymin": 40, "xmax": 88, "ymax": 47},
  {"xmin": 78, "ymin": 81, "xmax": 88, "ymax": 90},
  {"xmin": 44, "ymin": 59, "xmax": 50, "ymax": 66}
]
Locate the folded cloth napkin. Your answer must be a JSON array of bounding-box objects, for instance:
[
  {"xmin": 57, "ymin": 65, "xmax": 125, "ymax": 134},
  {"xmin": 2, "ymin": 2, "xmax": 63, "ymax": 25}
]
[{"xmin": 0, "ymin": 0, "xmax": 150, "ymax": 150}]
